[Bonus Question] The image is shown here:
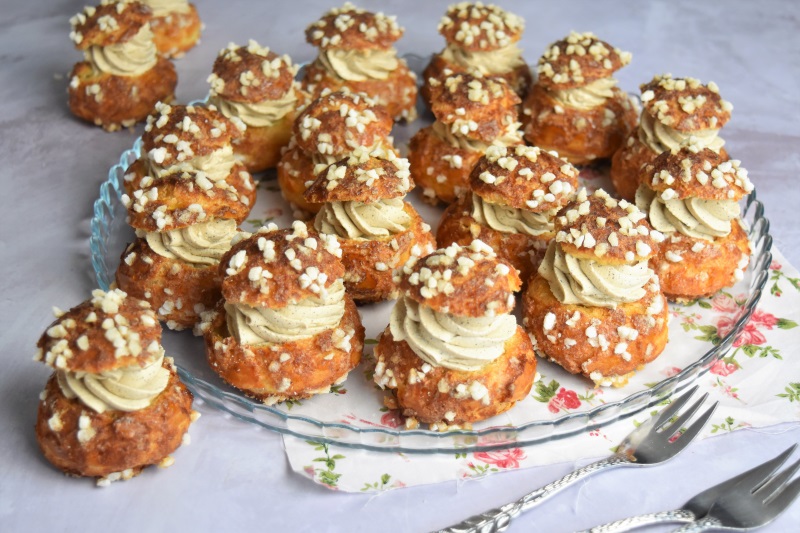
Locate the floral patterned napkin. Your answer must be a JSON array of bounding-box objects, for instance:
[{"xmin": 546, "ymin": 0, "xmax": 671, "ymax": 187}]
[{"xmin": 282, "ymin": 248, "xmax": 800, "ymax": 492}]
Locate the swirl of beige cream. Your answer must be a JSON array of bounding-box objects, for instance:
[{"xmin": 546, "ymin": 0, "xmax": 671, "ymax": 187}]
[
  {"xmin": 539, "ymin": 241, "xmax": 653, "ymax": 308},
  {"xmin": 145, "ymin": 218, "xmax": 238, "ymax": 265},
  {"xmin": 141, "ymin": 0, "xmax": 191, "ymax": 17},
  {"xmin": 389, "ymin": 297, "xmax": 517, "ymax": 371},
  {"xmin": 440, "ymin": 43, "xmax": 524, "ymax": 75},
  {"xmin": 318, "ymin": 48, "xmax": 399, "ymax": 81},
  {"xmin": 211, "ymin": 87, "xmax": 297, "ymax": 129},
  {"xmin": 635, "ymin": 186, "xmax": 740, "ymax": 240},
  {"xmin": 432, "ymin": 121, "xmax": 523, "ymax": 152},
  {"xmin": 56, "ymin": 350, "xmax": 170, "ymax": 413},
  {"xmin": 471, "ymin": 194, "xmax": 556, "ymax": 237},
  {"xmin": 550, "ymin": 77, "xmax": 618, "ymax": 111},
  {"xmin": 225, "ymin": 279, "xmax": 346, "ymax": 345},
  {"xmin": 638, "ymin": 111, "xmax": 725, "ymax": 154},
  {"xmin": 148, "ymin": 144, "xmax": 237, "ymax": 182},
  {"xmin": 85, "ymin": 25, "xmax": 158, "ymax": 77},
  {"xmin": 314, "ymin": 198, "xmax": 411, "ymax": 239}
]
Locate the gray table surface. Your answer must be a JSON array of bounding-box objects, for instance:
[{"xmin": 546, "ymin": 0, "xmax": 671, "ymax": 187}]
[{"xmin": 2, "ymin": 1, "xmax": 799, "ymax": 531}]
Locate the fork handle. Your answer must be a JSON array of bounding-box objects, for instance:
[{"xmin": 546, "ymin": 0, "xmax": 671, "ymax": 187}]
[
  {"xmin": 670, "ymin": 516, "xmax": 724, "ymax": 532},
  {"xmin": 582, "ymin": 509, "xmax": 697, "ymax": 532},
  {"xmin": 437, "ymin": 456, "xmax": 629, "ymax": 533}
]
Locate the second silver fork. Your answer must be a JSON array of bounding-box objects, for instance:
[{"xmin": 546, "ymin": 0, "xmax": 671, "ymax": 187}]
[{"xmin": 438, "ymin": 385, "xmax": 718, "ymax": 533}]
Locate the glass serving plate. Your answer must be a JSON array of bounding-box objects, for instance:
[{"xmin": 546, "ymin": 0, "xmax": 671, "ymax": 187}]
[{"xmin": 90, "ymin": 57, "xmax": 772, "ymax": 453}]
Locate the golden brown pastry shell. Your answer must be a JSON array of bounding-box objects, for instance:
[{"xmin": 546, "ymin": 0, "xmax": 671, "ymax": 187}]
[
  {"xmin": 115, "ymin": 237, "xmax": 222, "ymax": 330},
  {"xmin": 233, "ymin": 111, "xmax": 296, "ymax": 173},
  {"xmin": 277, "ymin": 144, "xmax": 325, "ymax": 216},
  {"xmin": 68, "ymin": 58, "xmax": 176, "ymax": 132},
  {"xmin": 610, "ymin": 134, "xmax": 658, "ymax": 201},
  {"xmin": 149, "ymin": 4, "xmax": 201, "ymax": 58},
  {"xmin": 436, "ymin": 194, "xmax": 549, "ymax": 283},
  {"xmin": 35, "ymin": 365, "xmax": 193, "ymax": 479},
  {"xmin": 72, "ymin": 1, "xmax": 151, "ymax": 49},
  {"xmin": 203, "ymin": 297, "xmax": 364, "ymax": 401},
  {"xmin": 420, "ymin": 52, "xmax": 532, "ymax": 105},
  {"xmin": 301, "ymin": 60, "xmax": 418, "ymax": 122},
  {"xmin": 653, "ymin": 220, "xmax": 751, "ymax": 302},
  {"xmin": 644, "ymin": 148, "xmax": 748, "ymax": 201},
  {"xmin": 334, "ymin": 203, "xmax": 435, "ymax": 303},
  {"xmin": 522, "ymin": 85, "xmax": 637, "ymax": 166},
  {"xmin": 408, "ymin": 126, "xmax": 486, "ymax": 205},
  {"xmin": 374, "ymin": 326, "xmax": 536, "ymax": 425},
  {"xmin": 522, "ymin": 274, "xmax": 669, "ymax": 384}
]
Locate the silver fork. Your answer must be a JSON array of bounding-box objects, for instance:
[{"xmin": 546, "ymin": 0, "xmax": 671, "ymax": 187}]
[
  {"xmin": 583, "ymin": 445, "xmax": 798, "ymax": 532},
  {"xmin": 437, "ymin": 385, "xmax": 718, "ymax": 533},
  {"xmin": 671, "ymin": 445, "xmax": 800, "ymax": 532}
]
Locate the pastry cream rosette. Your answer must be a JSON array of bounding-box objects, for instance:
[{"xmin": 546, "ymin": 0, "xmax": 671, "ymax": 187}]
[
  {"xmin": 374, "ymin": 241, "xmax": 536, "ymax": 428},
  {"xmin": 208, "ymin": 40, "xmax": 306, "ymax": 172},
  {"xmin": 34, "ymin": 289, "xmax": 195, "ymax": 483},
  {"xmin": 611, "ymin": 74, "xmax": 733, "ymax": 200},
  {"xmin": 635, "ymin": 145, "xmax": 753, "ymax": 301},
  {"xmin": 116, "ymin": 104, "xmax": 255, "ymax": 330},
  {"xmin": 301, "ymin": 3, "xmax": 417, "ymax": 121},
  {"xmin": 422, "ymin": 3, "xmax": 531, "ymax": 104},
  {"xmin": 523, "ymin": 189, "xmax": 669, "ymax": 387},
  {"xmin": 200, "ymin": 222, "xmax": 364, "ymax": 404},
  {"xmin": 305, "ymin": 149, "xmax": 436, "ymax": 302},
  {"xmin": 278, "ymin": 90, "xmax": 397, "ymax": 215},
  {"xmin": 139, "ymin": 0, "xmax": 201, "ymax": 58},
  {"xmin": 409, "ymin": 72, "xmax": 523, "ymax": 205},
  {"xmin": 437, "ymin": 144, "xmax": 579, "ymax": 282},
  {"xmin": 67, "ymin": 0, "xmax": 177, "ymax": 131},
  {"xmin": 522, "ymin": 32, "xmax": 637, "ymax": 166}
]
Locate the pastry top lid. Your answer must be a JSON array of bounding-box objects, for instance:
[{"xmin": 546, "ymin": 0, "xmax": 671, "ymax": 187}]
[
  {"xmin": 429, "ymin": 72, "xmax": 520, "ymax": 143},
  {"xmin": 208, "ymin": 40, "xmax": 298, "ymax": 104},
  {"xmin": 536, "ymin": 31, "xmax": 631, "ymax": 91},
  {"xmin": 142, "ymin": 103, "xmax": 245, "ymax": 165},
  {"xmin": 304, "ymin": 148, "xmax": 412, "ymax": 203},
  {"xmin": 396, "ymin": 240, "xmax": 520, "ymax": 318},
  {"xmin": 554, "ymin": 189, "xmax": 663, "ymax": 265},
  {"xmin": 643, "ymin": 144, "xmax": 753, "ymax": 201},
  {"xmin": 640, "ymin": 73, "xmax": 732, "ymax": 132},
  {"xmin": 438, "ymin": 2, "xmax": 524, "ymax": 52},
  {"xmin": 220, "ymin": 222, "xmax": 345, "ymax": 309},
  {"xmin": 70, "ymin": 0, "xmax": 152, "ymax": 49},
  {"xmin": 293, "ymin": 90, "xmax": 393, "ymax": 157},
  {"xmin": 306, "ymin": 2, "xmax": 403, "ymax": 51},
  {"xmin": 470, "ymin": 145, "xmax": 579, "ymax": 212},
  {"xmin": 122, "ymin": 159, "xmax": 253, "ymax": 232},
  {"xmin": 35, "ymin": 289, "xmax": 163, "ymax": 374}
]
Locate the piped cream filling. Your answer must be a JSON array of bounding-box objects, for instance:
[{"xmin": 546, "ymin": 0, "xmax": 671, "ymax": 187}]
[
  {"xmin": 145, "ymin": 218, "xmax": 238, "ymax": 266},
  {"xmin": 147, "ymin": 145, "xmax": 237, "ymax": 182},
  {"xmin": 85, "ymin": 24, "xmax": 158, "ymax": 77},
  {"xmin": 431, "ymin": 120, "xmax": 522, "ymax": 152},
  {"xmin": 635, "ymin": 185, "xmax": 739, "ymax": 240},
  {"xmin": 141, "ymin": 0, "xmax": 191, "ymax": 16},
  {"xmin": 539, "ymin": 241, "xmax": 653, "ymax": 309},
  {"xmin": 211, "ymin": 87, "xmax": 297, "ymax": 128},
  {"xmin": 440, "ymin": 43, "xmax": 524, "ymax": 75},
  {"xmin": 389, "ymin": 296, "xmax": 517, "ymax": 372},
  {"xmin": 638, "ymin": 111, "xmax": 725, "ymax": 154},
  {"xmin": 471, "ymin": 194, "xmax": 555, "ymax": 237},
  {"xmin": 551, "ymin": 77, "xmax": 618, "ymax": 111},
  {"xmin": 318, "ymin": 48, "xmax": 399, "ymax": 81},
  {"xmin": 314, "ymin": 198, "xmax": 411, "ymax": 239},
  {"xmin": 225, "ymin": 279, "xmax": 346, "ymax": 345},
  {"xmin": 56, "ymin": 350, "xmax": 170, "ymax": 413}
]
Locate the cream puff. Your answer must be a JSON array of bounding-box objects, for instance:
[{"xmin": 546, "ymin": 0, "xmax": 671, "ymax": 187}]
[
  {"xmin": 635, "ymin": 145, "xmax": 753, "ymax": 301},
  {"xmin": 611, "ymin": 74, "xmax": 733, "ymax": 200},
  {"xmin": 522, "ymin": 31, "xmax": 637, "ymax": 166},
  {"xmin": 422, "ymin": 2, "xmax": 531, "ymax": 104},
  {"xmin": 522, "ymin": 189, "xmax": 669, "ymax": 387},
  {"xmin": 34, "ymin": 289, "xmax": 196, "ymax": 484},
  {"xmin": 68, "ymin": 0, "xmax": 177, "ymax": 131},
  {"xmin": 116, "ymin": 103, "xmax": 256, "ymax": 331},
  {"xmin": 198, "ymin": 222, "xmax": 364, "ymax": 404},
  {"xmin": 409, "ymin": 72, "xmax": 523, "ymax": 205},
  {"xmin": 277, "ymin": 90, "xmax": 396, "ymax": 216},
  {"xmin": 305, "ymin": 149, "xmax": 436, "ymax": 302},
  {"xmin": 208, "ymin": 40, "xmax": 305, "ymax": 172},
  {"xmin": 301, "ymin": 2, "xmax": 417, "ymax": 121},
  {"xmin": 139, "ymin": 0, "xmax": 201, "ymax": 58},
  {"xmin": 374, "ymin": 240, "xmax": 537, "ymax": 428},
  {"xmin": 437, "ymin": 144, "xmax": 579, "ymax": 282}
]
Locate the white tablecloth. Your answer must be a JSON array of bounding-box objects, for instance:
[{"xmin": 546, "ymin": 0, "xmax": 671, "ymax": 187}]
[{"xmin": 1, "ymin": 1, "xmax": 798, "ymax": 531}]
